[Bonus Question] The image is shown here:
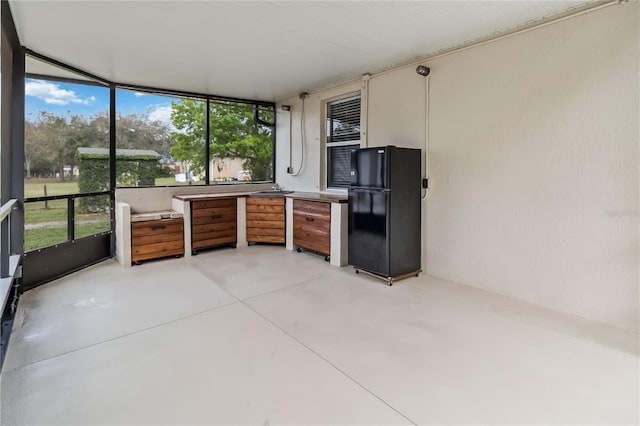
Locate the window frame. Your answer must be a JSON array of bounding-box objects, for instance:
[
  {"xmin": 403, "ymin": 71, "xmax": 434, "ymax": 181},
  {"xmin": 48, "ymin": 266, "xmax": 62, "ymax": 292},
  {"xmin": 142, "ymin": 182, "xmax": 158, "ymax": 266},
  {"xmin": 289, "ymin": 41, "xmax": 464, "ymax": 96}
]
[
  {"xmin": 323, "ymin": 92, "xmax": 362, "ymax": 190},
  {"xmin": 113, "ymin": 87, "xmax": 276, "ymax": 188},
  {"xmin": 24, "ymin": 48, "xmax": 277, "ymax": 190}
]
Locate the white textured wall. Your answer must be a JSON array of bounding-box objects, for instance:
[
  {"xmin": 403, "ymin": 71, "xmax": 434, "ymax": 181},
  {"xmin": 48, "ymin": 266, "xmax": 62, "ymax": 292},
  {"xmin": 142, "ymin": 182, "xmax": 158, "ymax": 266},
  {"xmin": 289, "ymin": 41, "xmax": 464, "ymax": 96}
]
[
  {"xmin": 115, "ymin": 183, "xmax": 273, "ymax": 213},
  {"xmin": 276, "ymin": 82, "xmax": 362, "ymax": 192},
  {"xmin": 275, "ymin": 3, "xmax": 639, "ymax": 332},
  {"xmin": 425, "ymin": 3, "xmax": 638, "ymax": 332}
]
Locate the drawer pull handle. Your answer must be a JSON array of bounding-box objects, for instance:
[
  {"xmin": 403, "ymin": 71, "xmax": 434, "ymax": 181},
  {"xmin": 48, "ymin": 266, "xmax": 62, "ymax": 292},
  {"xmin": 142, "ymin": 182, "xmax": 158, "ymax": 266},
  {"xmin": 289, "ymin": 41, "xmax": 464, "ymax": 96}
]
[
  {"xmin": 305, "ymin": 217, "xmax": 314, "ymax": 222},
  {"xmin": 211, "ymin": 214, "xmax": 223, "ymax": 219},
  {"xmin": 151, "ymin": 225, "xmax": 166, "ymax": 231}
]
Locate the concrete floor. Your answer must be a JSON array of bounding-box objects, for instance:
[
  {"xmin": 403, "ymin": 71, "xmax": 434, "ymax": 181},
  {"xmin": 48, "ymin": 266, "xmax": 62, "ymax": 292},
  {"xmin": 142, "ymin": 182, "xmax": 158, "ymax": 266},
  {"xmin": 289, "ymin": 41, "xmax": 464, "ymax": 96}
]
[{"xmin": 1, "ymin": 245, "xmax": 638, "ymax": 425}]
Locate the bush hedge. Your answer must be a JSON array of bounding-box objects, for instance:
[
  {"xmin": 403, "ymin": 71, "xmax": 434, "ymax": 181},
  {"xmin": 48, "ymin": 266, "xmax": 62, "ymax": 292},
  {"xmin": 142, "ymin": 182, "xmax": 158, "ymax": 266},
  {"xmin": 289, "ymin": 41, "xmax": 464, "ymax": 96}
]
[{"xmin": 77, "ymin": 150, "xmax": 161, "ymax": 211}]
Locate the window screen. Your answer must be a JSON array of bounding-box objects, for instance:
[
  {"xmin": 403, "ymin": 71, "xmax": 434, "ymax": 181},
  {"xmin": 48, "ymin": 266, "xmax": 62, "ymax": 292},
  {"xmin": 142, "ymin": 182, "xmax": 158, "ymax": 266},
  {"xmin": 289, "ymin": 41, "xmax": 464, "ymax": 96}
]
[
  {"xmin": 326, "ymin": 95, "xmax": 360, "ymax": 188},
  {"xmin": 327, "ymin": 145, "xmax": 355, "ymax": 188}
]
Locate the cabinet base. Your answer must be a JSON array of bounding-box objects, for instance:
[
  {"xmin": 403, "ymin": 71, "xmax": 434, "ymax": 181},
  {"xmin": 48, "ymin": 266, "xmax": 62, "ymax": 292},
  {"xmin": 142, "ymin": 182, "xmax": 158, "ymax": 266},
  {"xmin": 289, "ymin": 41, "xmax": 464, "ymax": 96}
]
[
  {"xmin": 353, "ymin": 268, "xmax": 422, "ymax": 286},
  {"xmin": 248, "ymin": 241, "xmax": 286, "ymax": 247},
  {"xmin": 191, "ymin": 242, "xmax": 237, "ymax": 255},
  {"xmin": 133, "ymin": 254, "xmax": 184, "ymax": 266},
  {"xmin": 295, "ymin": 246, "xmax": 330, "ymax": 262}
]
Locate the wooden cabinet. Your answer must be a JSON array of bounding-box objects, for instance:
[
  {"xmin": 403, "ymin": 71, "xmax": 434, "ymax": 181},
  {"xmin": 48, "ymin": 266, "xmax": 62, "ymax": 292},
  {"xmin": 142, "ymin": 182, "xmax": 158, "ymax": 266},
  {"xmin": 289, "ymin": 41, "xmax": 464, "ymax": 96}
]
[
  {"xmin": 131, "ymin": 218, "xmax": 184, "ymax": 263},
  {"xmin": 293, "ymin": 200, "xmax": 331, "ymax": 257},
  {"xmin": 191, "ymin": 198, "xmax": 237, "ymax": 252},
  {"xmin": 246, "ymin": 196, "xmax": 285, "ymax": 244}
]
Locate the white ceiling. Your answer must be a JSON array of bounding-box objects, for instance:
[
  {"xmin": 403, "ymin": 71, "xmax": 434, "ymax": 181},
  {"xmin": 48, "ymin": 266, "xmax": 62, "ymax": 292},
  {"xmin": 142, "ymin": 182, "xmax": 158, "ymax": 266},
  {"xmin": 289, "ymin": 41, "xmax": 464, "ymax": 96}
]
[{"xmin": 10, "ymin": 1, "xmax": 594, "ymax": 102}]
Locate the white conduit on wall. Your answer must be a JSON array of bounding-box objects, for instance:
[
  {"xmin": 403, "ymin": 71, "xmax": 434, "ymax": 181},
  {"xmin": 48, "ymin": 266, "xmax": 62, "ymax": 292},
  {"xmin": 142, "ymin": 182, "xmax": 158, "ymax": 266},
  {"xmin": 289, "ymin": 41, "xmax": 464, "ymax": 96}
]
[
  {"xmin": 282, "ymin": 96, "xmax": 306, "ymax": 177},
  {"xmin": 287, "ymin": 108, "xmax": 293, "ymax": 173},
  {"xmin": 362, "ymin": 73, "xmax": 370, "ymax": 148},
  {"xmin": 290, "ymin": 95, "xmax": 305, "ymax": 176},
  {"xmin": 422, "ymin": 73, "xmax": 430, "ymax": 201}
]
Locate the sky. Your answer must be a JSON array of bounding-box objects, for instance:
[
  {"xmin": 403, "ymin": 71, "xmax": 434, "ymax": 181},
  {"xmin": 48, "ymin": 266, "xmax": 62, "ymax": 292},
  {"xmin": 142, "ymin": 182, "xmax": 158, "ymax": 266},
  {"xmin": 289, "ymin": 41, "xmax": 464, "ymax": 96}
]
[{"xmin": 24, "ymin": 78, "xmax": 176, "ymax": 126}]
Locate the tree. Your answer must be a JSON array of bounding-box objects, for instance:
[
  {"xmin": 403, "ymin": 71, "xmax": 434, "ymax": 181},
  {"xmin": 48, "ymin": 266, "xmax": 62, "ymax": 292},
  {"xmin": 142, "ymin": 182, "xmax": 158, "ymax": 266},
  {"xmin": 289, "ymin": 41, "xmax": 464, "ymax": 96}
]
[
  {"xmin": 169, "ymin": 99, "xmax": 274, "ymax": 181},
  {"xmin": 25, "ymin": 110, "xmax": 172, "ymax": 181},
  {"xmin": 24, "ymin": 111, "xmax": 68, "ymax": 180},
  {"xmin": 170, "ymin": 100, "xmax": 206, "ymax": 176},
  {"xmin": 25, "ymin": 120, "xmax": 56, "ymax": 178},
  {"xmin": 25, "ymin": 111, "xmax": 110, "ymax": 181},
  {"xmin": 115, "ymin": 113, "xmax": 171, "ymax": 153},
  {"xmin": 64, "ymin": 114, "xmax": 108, "ymax": 180}
]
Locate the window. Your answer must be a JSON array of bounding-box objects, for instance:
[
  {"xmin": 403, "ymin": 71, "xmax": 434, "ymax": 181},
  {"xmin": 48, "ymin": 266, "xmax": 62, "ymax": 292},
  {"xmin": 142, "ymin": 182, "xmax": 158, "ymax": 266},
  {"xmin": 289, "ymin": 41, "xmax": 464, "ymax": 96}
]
[
  {"xmin": 24, "ymin": 67, "xmax": 111, "ymax": 251},
  {"xmin": 116, "ymin": 89, "xmax": 206, "ymax": 187},
  {"xmin": 209, "ymin": 101, "xmax": 274, "ymax": 183},
  {"xmin": 115, "ymin": 90, "xmax": 275, "ymax": 187},
  {"xmin": 326, "ymin": 95, "xmax": 360, "ymax": 188}
]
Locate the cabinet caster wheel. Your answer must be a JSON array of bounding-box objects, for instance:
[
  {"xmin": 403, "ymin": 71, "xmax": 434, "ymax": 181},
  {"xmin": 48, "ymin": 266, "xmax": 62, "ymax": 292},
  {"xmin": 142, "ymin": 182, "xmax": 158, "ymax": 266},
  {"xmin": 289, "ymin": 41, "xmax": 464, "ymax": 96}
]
[
  {"xmin": 324, "ymin": 255, "xmax": 330, "ymax": 262},
  {"xmin": 355, "ymin": 269, "xmax": 360, "ymax": 274},
  {"xmin": 296, "ymin": 247, "xmax": 303, "ymax": 253},
  {"xmin": 230, "ymin": 243, "xmax": 237, "ymax": 249},
  {"xmin": 133, "ymin": 261, "xmax": 142, "ymax": 266},
  {"xmin": 388, "ymin": 282, "xmax": 393, "ymax": 287},
  {"xmin": 191, "ymin": 250, "xmax": 197, "ymax": 256}
]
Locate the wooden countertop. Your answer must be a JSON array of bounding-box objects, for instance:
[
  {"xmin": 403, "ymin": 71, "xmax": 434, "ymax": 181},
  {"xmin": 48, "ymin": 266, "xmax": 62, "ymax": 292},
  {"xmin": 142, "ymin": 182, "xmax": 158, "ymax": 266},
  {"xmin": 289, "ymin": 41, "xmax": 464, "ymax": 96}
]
[
  {"xmin": 285, "ymin": 191, "xmax": 347, "ymax": 204},
  {"xmin": 131, "ymin": 210, "xmax": 183, "ymax": 222},
  {"xmin": 173, "ymin": 191, "xmax": 347, "ymax": 204},
  {"xmin": 173, "ymin": 192, "xmax": 251, "ymax": 201}
]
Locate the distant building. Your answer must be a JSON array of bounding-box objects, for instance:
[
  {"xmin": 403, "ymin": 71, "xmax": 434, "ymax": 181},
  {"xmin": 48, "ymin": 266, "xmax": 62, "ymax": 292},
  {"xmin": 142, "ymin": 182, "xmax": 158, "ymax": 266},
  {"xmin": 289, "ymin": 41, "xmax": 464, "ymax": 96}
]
[{"xmin": 210, "ymin": 157, "xmax": 248, "ymax": 181}]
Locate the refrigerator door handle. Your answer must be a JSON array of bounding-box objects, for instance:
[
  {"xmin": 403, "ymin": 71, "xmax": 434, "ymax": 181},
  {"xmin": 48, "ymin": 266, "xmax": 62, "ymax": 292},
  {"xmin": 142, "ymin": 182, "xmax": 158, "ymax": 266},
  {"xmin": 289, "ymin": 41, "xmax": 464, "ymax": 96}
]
[{"xmin": 349, "ymin": 187, "xmax": 390, "ymax": 192}]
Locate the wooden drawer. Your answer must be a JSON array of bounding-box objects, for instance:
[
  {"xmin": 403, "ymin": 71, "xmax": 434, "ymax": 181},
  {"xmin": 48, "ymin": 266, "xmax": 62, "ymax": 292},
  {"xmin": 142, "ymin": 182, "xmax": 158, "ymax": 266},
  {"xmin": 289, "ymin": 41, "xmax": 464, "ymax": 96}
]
[
  {"xmin": 292, "ymin": 213, "xmax": 330, "ymax": 232},
  {"xmin": 191, "ymin": 199, "xmax": 237, "ymax": 250},
  {"xmin": 246, "ymin": 197, "xmax": 284, "ymax": 207},
  {"xmin": 131, "ymin": 218, "xmax": 184, "ymax": 262},
  {"xmin": 293, "ymin": 200, "xmax": 330, "ymax": 256},
  {"xmin": 192, "ymin": 208, "xmax": 237, "ymax": 225},
  {"xmin": 191, "ymin": 198, "xmax": 236, "ymax": 210},
  {"xmin": 246, "ymin": 196, "xmax": 285, "ymax": 244},
  {"xmin": 293, "ymin": 199, "xmax": 330, "ymax": 220}
]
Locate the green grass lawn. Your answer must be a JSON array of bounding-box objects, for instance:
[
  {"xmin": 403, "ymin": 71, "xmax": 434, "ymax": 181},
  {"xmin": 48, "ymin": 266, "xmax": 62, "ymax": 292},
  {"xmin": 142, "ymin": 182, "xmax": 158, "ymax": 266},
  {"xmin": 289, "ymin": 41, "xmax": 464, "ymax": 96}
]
[
  {"xmin": 24, "ymin": 205, "xmax": 110, "ymax": 251},
  {"xmin": 24, "ymin": 180, "xmax": 79, "ymax": 198},
  {"xmin": 25, "ymin": 222, "xmax": 110, "ymax": 251},
  {"xmin": 24, "ymin": 180, "xmax": 111, "ymax": 251},
  {"xmin": 22, "ymin": 177, "xmax": 202, "ymax": 251},
  {"xmin": 25, "ymin": 198, "xmax": 110, "ymax": 222}
]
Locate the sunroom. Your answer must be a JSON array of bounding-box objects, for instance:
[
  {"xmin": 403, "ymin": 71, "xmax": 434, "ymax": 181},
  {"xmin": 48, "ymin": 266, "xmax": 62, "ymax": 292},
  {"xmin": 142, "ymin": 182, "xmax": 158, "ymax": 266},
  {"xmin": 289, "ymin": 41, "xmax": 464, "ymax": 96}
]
[{"xmin": 0, "ymin": 1, "xmax": 637, "ymax": 424}]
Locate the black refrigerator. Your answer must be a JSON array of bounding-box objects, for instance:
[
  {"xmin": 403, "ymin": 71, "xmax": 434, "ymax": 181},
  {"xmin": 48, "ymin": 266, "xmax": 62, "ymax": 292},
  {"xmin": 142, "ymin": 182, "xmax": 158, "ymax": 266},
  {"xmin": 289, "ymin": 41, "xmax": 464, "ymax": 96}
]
[{"xmin": 348, "ymin": 146, "xmax": 421, "ymax": 279}]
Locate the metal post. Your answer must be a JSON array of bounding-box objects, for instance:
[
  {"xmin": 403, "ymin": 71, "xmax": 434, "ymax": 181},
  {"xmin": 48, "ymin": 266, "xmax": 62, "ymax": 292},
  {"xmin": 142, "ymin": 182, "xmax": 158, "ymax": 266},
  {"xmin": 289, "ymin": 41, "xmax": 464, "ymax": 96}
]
[
  {"xmin": 1, "ymin": 2, "xmax": 25, "ymax": 277},
  {"xmin": 109, "ymin": 85, "xmax": 116, "ymax": 256},
  {"xmin": 1, "ymin": 220, "xmax": 8, "ymax": 278},
  {"xmin": 67, "ymin": 197, "xmax": 75, "ymax": 241},
  {"xmin": 10, "ymin": 45, "xmax": 25, "ymax": 256},
  {"xmin": 205, "ymin": 98, "xmax": 210, "ymax": 185}
]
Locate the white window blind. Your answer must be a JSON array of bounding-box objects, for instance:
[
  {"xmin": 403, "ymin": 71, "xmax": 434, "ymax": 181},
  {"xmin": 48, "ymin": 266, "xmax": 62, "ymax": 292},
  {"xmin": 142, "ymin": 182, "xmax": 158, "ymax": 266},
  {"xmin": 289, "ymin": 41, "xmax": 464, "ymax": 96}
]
[{"xmin": 326, "ymin": 95, "xmax": 360, "ymax": 188}]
